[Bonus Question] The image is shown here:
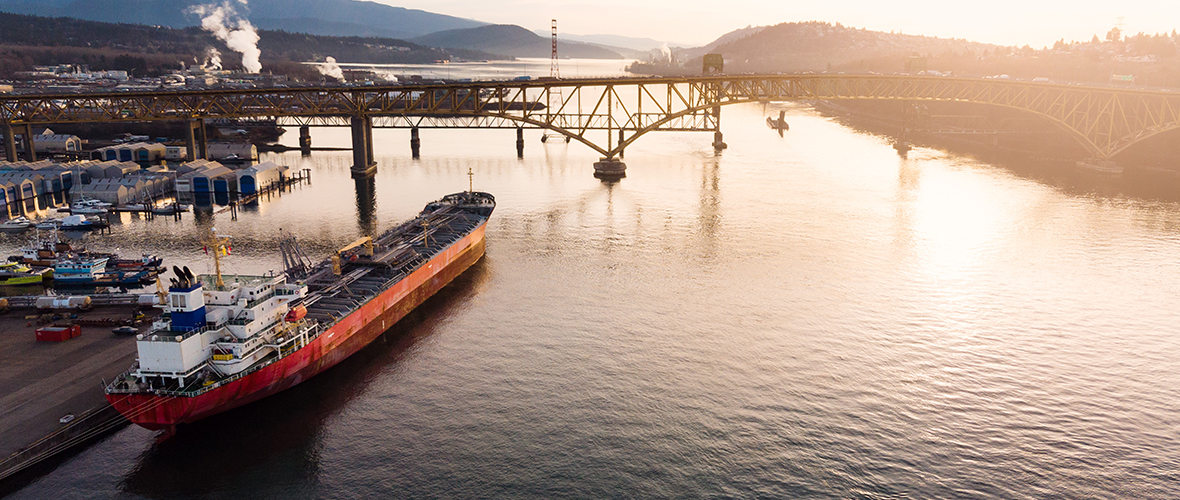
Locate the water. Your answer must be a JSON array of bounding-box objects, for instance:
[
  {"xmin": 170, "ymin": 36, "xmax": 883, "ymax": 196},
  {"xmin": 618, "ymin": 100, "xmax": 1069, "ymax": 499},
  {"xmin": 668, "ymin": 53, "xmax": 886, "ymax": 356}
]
[{"xmin": 6, "ymin": 66, "xmax": 1180, "ymax": 498}]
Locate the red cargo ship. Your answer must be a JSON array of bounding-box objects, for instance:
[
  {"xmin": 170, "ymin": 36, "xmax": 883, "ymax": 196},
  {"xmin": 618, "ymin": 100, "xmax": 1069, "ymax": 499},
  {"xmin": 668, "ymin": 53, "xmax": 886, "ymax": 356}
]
[{"xmin": 105, "ymin": 190, "xmax": 495, "ymax": 432}]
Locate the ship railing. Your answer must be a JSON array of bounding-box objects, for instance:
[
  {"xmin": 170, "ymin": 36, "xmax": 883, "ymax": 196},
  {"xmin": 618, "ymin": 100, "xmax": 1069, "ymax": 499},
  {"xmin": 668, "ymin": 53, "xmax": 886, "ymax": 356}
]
[
  {"xmin": 152, "ymin": 324, "xmax": 213, "ymax": 342},
  {"xmin": 243, "ymin": 290, "xmax": 277, "ymax": 309},
  {"xmin": 103, "ymin": 363, "xmax": 142, "ymax": 393}
]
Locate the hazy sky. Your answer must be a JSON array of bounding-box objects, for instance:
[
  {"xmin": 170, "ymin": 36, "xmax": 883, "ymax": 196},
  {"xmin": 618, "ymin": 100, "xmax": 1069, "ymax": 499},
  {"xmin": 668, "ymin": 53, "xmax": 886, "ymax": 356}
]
[{"xmin": 377, "ymin": 0, "xmax": 1179, "ymax": 48}]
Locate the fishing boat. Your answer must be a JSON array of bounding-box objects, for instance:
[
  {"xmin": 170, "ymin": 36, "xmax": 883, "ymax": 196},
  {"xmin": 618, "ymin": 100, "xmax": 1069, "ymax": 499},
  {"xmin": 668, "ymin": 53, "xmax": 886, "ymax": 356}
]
[
  {"xmin": 54, "ymin": 256, "xmax": 154, "ymax": 287},
  {"xmin": 106, "ymin": 189, "xmax": 495, "ymax": 434},
  {"xmin": 53, "ymin": 257, "xmax": 110, "ymax": 284},
  {"xmin": 109, "ymin": 253, "xmax": 164, "ymax": 270}
]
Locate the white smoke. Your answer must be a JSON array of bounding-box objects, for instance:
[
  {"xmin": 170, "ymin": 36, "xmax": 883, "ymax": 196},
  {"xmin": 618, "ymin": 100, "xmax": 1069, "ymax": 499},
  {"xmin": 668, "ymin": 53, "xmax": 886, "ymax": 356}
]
[
  {"xmin": 660, "ymin": 43, "xmax": 672, "ymax": 63},
  {"xmin": 317, "ymin": 57, "xmax": 345, "ymax": 81},
  {"xmin": 202, "ymin": 48, "xmax": 223, "ymax": 71},
  {"xmin": 188, "ymin": 1, "xmax": 262, "ymax": 73}
]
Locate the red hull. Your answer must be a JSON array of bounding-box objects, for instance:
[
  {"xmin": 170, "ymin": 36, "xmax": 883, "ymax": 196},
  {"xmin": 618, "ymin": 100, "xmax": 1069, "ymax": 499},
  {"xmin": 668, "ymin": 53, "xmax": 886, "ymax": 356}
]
[{"xmin": 107, "ymin": 223, "xmax": 487, "ymax": 430}]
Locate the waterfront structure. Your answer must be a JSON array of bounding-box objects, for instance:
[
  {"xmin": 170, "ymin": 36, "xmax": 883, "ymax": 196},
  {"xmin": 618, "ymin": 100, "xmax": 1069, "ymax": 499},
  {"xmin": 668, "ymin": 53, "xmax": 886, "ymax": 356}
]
[
  {"xmin": 236, "ymin": 161, "xmax": 286, "ymax": 194},
  {"xmin": 206, "ymin": 143, "xmax": 257, "ymax": 162},
  {"xmin": 91, "ymin": 142, "xmax": 166, "ymax": 164}
]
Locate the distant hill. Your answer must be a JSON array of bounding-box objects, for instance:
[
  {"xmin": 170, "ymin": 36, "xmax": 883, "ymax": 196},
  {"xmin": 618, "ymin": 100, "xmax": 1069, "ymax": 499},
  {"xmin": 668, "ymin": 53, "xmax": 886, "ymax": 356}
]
[
  {"xmin": 701, "ymin": 21, "xmax": 996, "ymax": 73},
  {"xmin": 535, "ymin": 31, "xmax": 679, "ymax": 52},
  {"xmin": 0, "ymin": 12, "xmax": 503, "ymax": 78},
  {"xmin": 413, "ymin": 24, "xmax": 623, "ymax": 59},
  {"xmin": 0, "ymin": 0, "xmax": 485, "ymax": 39}
]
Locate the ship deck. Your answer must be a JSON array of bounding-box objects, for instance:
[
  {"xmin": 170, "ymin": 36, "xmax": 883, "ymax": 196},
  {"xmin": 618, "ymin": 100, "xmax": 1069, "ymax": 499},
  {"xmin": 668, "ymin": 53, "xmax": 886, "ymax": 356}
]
[{"xmin": 300, "ymin": 206, "xmax": 485, "ymax": 324}]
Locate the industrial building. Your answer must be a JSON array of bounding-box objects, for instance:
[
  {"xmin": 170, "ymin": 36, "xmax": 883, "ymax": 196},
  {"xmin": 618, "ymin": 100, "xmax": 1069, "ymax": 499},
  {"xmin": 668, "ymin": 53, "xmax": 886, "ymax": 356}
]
[
  {"xmin": 206, "ymin": 143, "xmax": 258, "ymax": 162},
  {"xmin": 90, "ymin": 142, "xmax": 166, "ymax": 164}
]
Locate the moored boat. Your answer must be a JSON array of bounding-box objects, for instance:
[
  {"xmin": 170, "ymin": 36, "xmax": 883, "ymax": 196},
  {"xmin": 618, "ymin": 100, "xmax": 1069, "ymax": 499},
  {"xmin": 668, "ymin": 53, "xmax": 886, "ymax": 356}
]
[
  {"xmin": 0, "ymin": 217, "xmax": 32, "ymax": 232},
  {"xmin": 105, "ymin": 189, "xmax": 495, "ymax": 433},
  {"xmin": 0, "ymin": 261, "xmax": 51, "ymax": 286},
  {"xmin": 1076, "ymin": 158, "xmax": 1122, "ymax": 175}
]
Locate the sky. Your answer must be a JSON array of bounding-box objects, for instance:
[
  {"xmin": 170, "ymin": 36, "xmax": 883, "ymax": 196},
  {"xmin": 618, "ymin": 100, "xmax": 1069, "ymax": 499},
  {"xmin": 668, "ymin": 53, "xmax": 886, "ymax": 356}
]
[{"xmin": 376, "ymin": 0, "xmax": 1180, "ymax": 48}]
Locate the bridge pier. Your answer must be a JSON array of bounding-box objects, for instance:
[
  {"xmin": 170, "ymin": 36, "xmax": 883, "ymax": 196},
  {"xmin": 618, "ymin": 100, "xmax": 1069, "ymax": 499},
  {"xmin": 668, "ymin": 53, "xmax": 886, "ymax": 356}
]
[
  {"xmin": 516, "ymin": 127, "xmax": 524, "ymax": 158},
  {"xmin": 186, "ymin": 119, "xmax": 207, "ymax": 160},
  {"xmin": 4, "ymin": 123, "xmax": 16, "ymax": 162},
  {"xmin": 410, "ymin": 127, "xmax": 421, "ymax": 159},
  {"xmin": 593, "ymin": 157, "xmax": 626, "ymax": 180},
  {"xmin": 618, "ymin": 130, "xmax": 625, "ymax": 159},
  {"xmin": 351, "ymin": 116, "xmax": 376, "ymax": 178},
  {"xmin": 712, "ymin": 104, "xmax": 727, "ymax": 150},
  {"xmin": 299, "ymin": 125, "xmax": 312, "ymax": 156},
  {"xmin": 20, "ymin": 124, "xmax": 36, "ymax": 162}
]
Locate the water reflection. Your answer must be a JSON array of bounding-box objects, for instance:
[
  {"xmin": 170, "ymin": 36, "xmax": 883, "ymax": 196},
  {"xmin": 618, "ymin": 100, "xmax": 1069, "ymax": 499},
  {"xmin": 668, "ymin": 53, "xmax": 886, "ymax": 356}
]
[{"xmin": 355, "ymin": 176, "xmax": 377, "ymax": 236}]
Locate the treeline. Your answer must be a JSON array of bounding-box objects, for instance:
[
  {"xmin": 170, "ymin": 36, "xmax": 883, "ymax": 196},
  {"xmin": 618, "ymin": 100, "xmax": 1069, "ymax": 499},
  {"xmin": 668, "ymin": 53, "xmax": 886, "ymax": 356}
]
[
  {"xmin": 640, "ymin": 21, "xmax": 1180, "ymax": 88},
  {"xmin": 0, "ymin": 12, "xmax": 505, "ymax": 78}
]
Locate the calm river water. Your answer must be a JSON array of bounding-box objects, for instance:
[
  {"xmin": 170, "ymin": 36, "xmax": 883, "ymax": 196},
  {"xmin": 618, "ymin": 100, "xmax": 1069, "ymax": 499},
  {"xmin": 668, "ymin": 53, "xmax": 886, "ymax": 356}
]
[{"xmin": 5, "ymin": 60, "xmax": 1180, "ymax": 498}]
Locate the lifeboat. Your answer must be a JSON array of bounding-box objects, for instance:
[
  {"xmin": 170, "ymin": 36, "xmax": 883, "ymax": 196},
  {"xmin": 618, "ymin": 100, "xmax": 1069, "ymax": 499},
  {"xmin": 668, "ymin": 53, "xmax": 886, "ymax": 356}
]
[{"xmin": 285, "ymin": 304, "xmax": 307, "ymax": 322}]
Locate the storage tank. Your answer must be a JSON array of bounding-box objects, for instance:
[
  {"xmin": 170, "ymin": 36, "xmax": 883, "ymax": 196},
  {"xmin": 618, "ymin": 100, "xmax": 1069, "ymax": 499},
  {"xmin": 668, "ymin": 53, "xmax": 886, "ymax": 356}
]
[{"xmin": 35, "ymin": 296, "xmax": 92, "ymax": 309}]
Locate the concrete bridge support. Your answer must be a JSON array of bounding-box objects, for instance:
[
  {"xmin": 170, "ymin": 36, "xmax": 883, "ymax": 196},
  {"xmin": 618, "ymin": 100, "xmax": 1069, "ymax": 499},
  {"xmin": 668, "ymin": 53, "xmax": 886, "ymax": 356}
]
[
  {"xmin": 299, "ymin": 125, "xmax": 312, "ymax": 156},
  {"xmin": 712, "ymin": 104, "xmax": 727, "ymax": 150},
  {"xmin": 516, "ymin": 127, "xmax": 524, "ymax": 158},
  {"xmin": 4, "ymin": 124, "xmax": 16, "ymax": 162},
  {"xmin": 20, "ymin": 124, "xmax": 36, "ymax": 162},
  {"xmin": 593, "ymin": 158, "xmax": 626, "ymax": 180},
  {"xmin": 186, "ymin": 119, "xmax": 207, "ymax": 161},
  {"xmin": 410, "ymin": 127, "xmax": 421, "ymax": 159},
  {"xmin": 351, "ymin": 116, "xmax": 376, "ymax": 178}
]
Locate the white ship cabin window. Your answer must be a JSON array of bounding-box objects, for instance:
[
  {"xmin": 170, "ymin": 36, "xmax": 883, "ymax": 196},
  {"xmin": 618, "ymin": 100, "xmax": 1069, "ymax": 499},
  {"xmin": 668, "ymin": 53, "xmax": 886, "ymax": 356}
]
[{"xmin": 170, "ymin": 294, "xmax": 187, "ymax": 308}]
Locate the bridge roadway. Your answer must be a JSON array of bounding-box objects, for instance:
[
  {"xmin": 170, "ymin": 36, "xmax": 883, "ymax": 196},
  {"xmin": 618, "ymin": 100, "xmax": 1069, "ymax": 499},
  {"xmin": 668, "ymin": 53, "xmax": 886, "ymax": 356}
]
[{"xmin": 2, "ymin": 75, "xmax": 1179, "ymax": 177}]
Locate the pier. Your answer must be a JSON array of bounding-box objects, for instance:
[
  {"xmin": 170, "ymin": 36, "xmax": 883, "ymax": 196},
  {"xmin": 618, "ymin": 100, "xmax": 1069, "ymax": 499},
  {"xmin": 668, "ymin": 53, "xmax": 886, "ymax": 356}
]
[{"xmin": 0, "ymin": 305, "xmax": 157, "ymax": 485}]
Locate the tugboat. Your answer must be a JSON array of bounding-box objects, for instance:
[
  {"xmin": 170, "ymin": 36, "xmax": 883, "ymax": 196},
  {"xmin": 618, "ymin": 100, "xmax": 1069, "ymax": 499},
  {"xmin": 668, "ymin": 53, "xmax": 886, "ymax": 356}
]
[{"xmin": 106, "ymin": 187, "xmax": 495, "ymax": 434}]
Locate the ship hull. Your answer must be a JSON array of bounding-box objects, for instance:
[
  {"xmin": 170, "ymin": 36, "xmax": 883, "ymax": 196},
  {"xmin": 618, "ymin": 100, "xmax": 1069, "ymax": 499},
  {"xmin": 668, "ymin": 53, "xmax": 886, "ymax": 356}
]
[{"xmin": 107, "ymin": 223, "xmax": 487, "ymax": 429}]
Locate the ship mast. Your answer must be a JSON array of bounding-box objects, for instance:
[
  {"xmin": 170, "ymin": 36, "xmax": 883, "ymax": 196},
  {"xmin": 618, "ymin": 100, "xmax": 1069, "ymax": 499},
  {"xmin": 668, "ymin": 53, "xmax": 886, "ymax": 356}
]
[{"xmin": 468, "ymin": 167, "xmax": 474, "ymax": 193}]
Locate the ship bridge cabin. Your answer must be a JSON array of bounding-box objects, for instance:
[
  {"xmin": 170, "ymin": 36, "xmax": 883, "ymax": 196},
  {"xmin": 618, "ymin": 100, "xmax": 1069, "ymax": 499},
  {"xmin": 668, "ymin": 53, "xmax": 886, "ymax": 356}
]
[{"xmin": 132, "ymin": 272, "xmax": 308, "ymax": 388}]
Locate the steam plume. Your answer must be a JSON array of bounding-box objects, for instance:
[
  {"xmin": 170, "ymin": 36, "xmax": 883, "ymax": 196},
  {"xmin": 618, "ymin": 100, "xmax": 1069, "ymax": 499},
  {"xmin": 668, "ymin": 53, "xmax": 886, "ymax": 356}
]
[
  {"xmin": 188, "ymin": 1, "xmax": 262, "ymax": 73},
  {"xmin": 203, "ymin": 48, "xmax": 223, "ymax": 71},
  {"xmin": 659, "ymin": 43, "xmax": 672, "ymax": 63},
  {"xmin": 318, "ymin": 57, "xmax": 345, "ymax": 81}
]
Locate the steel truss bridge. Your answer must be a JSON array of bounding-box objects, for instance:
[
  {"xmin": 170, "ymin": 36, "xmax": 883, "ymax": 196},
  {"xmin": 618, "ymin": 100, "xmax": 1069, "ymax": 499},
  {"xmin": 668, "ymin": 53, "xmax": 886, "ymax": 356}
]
[{"xmin": 2, "ymin": 75, "xmax": 1179, "ymax": 174}]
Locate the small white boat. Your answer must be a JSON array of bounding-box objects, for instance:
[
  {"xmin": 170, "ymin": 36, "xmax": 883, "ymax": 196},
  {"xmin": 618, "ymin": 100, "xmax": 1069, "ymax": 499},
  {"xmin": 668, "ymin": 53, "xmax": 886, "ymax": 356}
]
[
  {"xmin": 70, "ymin": 204, "xmax": 109, "ymax": 214},
  {"xmin": 60, "ymin": 214, "xmax": 107, "ymax": 230},
  {"xmin": 35, "ymin": 217, "xmax": 64, "ymax": 230},
  {"xmin": 1076, "ymin": 159, "xmax": 1122, "ymax": 175},
  {"xmin": 152, "ymin": 203, "xmax": 191, "ymax": 214},
  {"xmin": 0, "ymin": 217, "xmax": 32, "ymax": 232}
]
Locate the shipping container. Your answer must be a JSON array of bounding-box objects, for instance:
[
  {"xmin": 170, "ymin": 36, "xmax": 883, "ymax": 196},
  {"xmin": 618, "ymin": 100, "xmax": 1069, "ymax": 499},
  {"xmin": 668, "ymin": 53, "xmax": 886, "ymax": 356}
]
[{"xmin": 35, "ymin": 324, "xmax": 81, "ymax": 342}]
